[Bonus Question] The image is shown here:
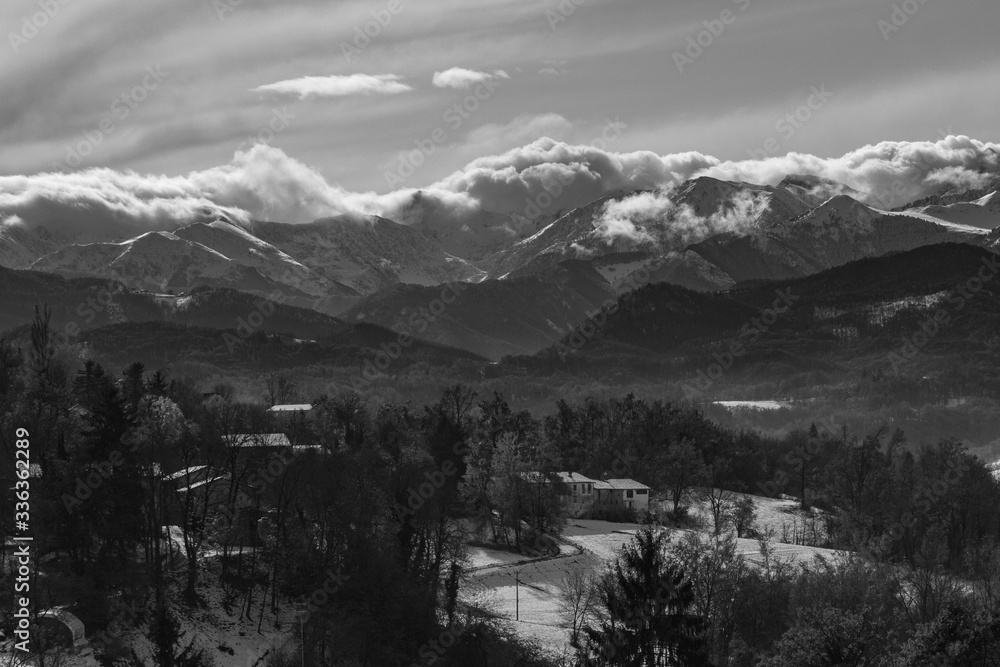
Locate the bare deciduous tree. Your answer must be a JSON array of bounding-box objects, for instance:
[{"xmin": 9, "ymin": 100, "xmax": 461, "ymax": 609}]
[
  {"xmin": 263, "ymin": 371, "xmax": 298, "ymax": 407},
  {"xmin": 558, "ymin": 567, "xmax": 598, "ymax": 648}
]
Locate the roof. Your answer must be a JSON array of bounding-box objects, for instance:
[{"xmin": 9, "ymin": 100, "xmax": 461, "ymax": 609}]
[
  {"xmin": 558, "ymin": 472, "xmax": 598, "ymax": 484},
  {"xmin": 520, "ymin": 471, "xmax": 597, "ymax": 484},
  {"xmin": 268, "ymin": 404, "xmax": 313, "ymax": 412},
  {"xmin": 223, "ymin": 433, "xmax": 292, "ymax": 448},
  {"xmin": 177, "ymin": 475, "xmax": 229, "ymax": 494},
  {"xmin": 163, "ymin": 465, "xmax": 208, "ymax": 481},
  {"xmin": 595, "ymin": 478, "xmax": 651, "ymax": 491}
]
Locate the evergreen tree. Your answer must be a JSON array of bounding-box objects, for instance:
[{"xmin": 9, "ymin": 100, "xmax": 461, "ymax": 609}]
[{"xmin": 580, "ymin": 526, "xmax": 708, "ymax": 666}]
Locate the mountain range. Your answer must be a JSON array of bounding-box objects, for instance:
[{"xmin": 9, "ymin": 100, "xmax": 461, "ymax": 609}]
[{"xmin": 2, "ymin": 172, "xmax": 999, "ymax": 361}]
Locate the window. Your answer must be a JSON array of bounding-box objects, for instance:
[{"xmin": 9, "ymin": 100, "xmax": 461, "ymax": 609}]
[
  {"xmin": 573, "ymin": 484, "xmax": 577, "ymax": 493},
  {"xmin": 636, "ymin": 489, "xmax": 647, "ymax": 495},
  {"xmin": 626, "ymin": 490, "xmax": 634, "ymax": 499}
]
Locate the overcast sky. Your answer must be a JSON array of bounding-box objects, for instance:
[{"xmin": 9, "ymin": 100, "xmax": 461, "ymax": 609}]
[{"xmin": 1, "ymin": 0, "xmax": 997, "ymax": 194}]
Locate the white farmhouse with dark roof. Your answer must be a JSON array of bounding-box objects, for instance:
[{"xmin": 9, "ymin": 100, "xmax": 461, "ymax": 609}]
[
  {"xmin": 594, "ymin": 478, "xmax": 651, "ymax": 517},
  {"xmin": 523, "ymin": 471, "xmax": 652, "ymax": 519}
]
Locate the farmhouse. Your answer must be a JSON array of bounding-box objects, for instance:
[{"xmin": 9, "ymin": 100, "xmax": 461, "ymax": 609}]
[
  {"xmin": 555, "ymin": 472, "xmax": 598, "ymax": 518},
  {"xmin": 593, "ymin": 478, "xmax": 651, "ymax": 517},
  {"xmin": 525, "ymin": 471, "xmax": 651, "ymax": 519}
]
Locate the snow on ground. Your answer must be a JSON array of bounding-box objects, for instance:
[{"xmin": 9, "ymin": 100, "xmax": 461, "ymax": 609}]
[
  {"xmin": 0, "ymin": 573, "xmax": 294, "ymax": 667},
  {"xmin": 465, "ymin": 540, "xmax": 602, "ymax": 657},
  {"xmin": 132, "ymin": 572, "xmax": 293, "ymax": 667},
  {"xmin": 463, "ymin": 493, "xmax": 842, "ymax": 657},
  {"xmin": 468, "ymin": 545, "xmax": 534, "ymax": 570},
  {"xmin": 878, "ymin": 208, "xmax": 993, "ymax": 234},
  {"xmin": 713, "ymin": 400, "xmax": 790, "ymax": 411}
]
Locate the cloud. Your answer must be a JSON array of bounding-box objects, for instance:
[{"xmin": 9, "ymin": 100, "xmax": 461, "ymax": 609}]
[
  {"xmin": 428, "ymin": 134, "xmax": 1000, "ymax": 218},
  {"xmin": 431, "ymin": 67, "xmax": 510, "ymax": 89},
  {"xmin": 593, "ymin": 189, "xmax": 767, "ymax": 247},
  {"xmin": 251, "ymin": 74, "xmax": 413, "ymax": 99},
  {"xmin": 2, "ymin": 136, "xmax": 998, "ymax": 255},
  {"xmin": 0, "ymin": 145, "xmax": 369, "ymax": 238},
  {"xmin": 699, "ymin": 136, "xmax": 1000, "ymax": 209},
  {"xmin": 430, "ymin": 136, "xmax": 718, "ymax": 216}
]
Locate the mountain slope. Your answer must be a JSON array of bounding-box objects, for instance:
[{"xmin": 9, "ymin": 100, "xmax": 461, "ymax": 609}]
[
  {"xmin": 251, "ymin": 215, "xmax": 487, "ymax": 296},
  {"xmin": 688, "ymin": 195, "xmax": 989, "ymax": 283},
  {"xmin": 70, "ymin": 320, "xmax": 486, "ymax": 372},
  {"xmin": 776, "ymin": 174, "xmax": 862, "ymax": 207},
  {"xmin": 0, "ymin": 266, "xmax": 351, "ymax": 339},
  {"xmin": 0, "ymin": 268, "xmax": 484, "ymax": 376},
  {"xmin": 487, "ymin": 178, "xmax": 814, "ymax": 280},
  {"xmin": 896, "ymin": 190, "xmax": 1000, "ymax": 230},
  {"xmin": 396, "ymin": 191, "xmax": 550, "ymax": 261},
  {"xmin": 28, "ymin": 220, "xmax": 357, "ymax": 300},
  {"xmin": 521, "ymin": 243, "xmax": 1000, "ymax": 385},
  {"xmin": 343, "ymin": 260, "xmax": 617, "ymax": 359},
  {"xmin": 0, "ymin": 224, "xmax": 77, "ymax": 269}
]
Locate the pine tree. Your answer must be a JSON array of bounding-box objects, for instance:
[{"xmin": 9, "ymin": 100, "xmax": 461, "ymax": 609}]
[{"xmin": 581, "ymin": 526, "xmax": 708, "ymax": 666}]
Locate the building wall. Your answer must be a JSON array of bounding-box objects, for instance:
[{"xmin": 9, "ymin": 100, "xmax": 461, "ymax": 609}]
[
  {"xmin": 594, "ymin": 488, "xmax": 649, "ymax": 518},
  {"xmin": 564, "ymin": 480, "xmax": 596, "ymax": 518}
]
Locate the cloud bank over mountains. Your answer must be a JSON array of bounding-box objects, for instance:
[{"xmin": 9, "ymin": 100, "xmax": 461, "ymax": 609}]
[{"xmin": 0, "ymin": 135, "xmax": 996, "ymax": 239}]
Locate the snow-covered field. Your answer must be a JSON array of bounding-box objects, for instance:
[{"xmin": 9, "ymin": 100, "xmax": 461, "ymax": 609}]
[
  {"xmin": 463, "ymin": 493, "xmax": 841, "ymax": 657},
  {"xmin": 713, "ymin": 400, "xmax": 790, "ymax": 411}
]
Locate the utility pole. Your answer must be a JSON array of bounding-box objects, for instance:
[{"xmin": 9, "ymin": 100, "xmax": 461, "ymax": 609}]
[
  {"xmin": 515, "ymin": 569, "xmax": 520, "ymax": 621},
  {"xmin": 295, "ymin": 604, "xmax": 305, "ymax": 667}
]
